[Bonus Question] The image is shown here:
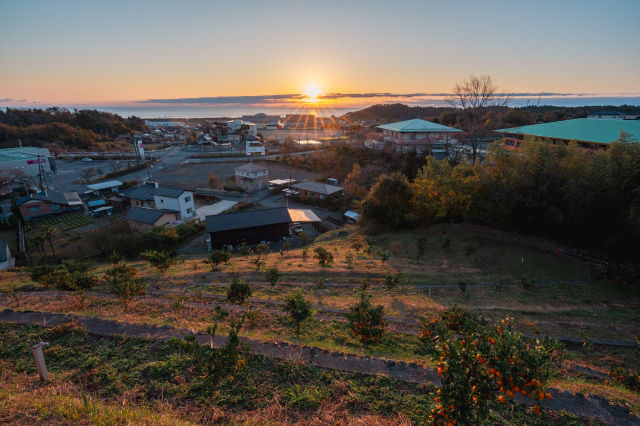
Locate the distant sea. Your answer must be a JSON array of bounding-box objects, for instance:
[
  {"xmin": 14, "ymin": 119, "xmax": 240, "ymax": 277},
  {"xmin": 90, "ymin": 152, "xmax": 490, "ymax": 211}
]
[{"xmin": 2, "ymin": 97, "xmax": 639, "ymax": 119}]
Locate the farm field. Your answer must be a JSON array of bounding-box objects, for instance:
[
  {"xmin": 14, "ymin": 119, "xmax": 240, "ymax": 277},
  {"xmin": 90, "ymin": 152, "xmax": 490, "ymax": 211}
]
[{"xmin": 1, "ymin": 223, "xmax": 639, "ymax": 424}]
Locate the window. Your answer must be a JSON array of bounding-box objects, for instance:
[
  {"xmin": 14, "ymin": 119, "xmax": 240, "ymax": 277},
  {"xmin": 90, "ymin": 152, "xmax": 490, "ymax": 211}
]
[
  {"xmin": 28, "ymin": 206, "xmax": 40, "ymax": 213},
  {"xmin": 184, "ymin": 196, "xmax": 191, "ymax": 202},
  {"xmin": 50, "ymin": 204, "xmax": 60, "ymax": 211},
  {"xmin": 186, "ymin": 208, "xmax": 193, "ymax": 214},
  {"xmin": 160, "ymin": 199, "xmax": 164, "ymax": 203}
]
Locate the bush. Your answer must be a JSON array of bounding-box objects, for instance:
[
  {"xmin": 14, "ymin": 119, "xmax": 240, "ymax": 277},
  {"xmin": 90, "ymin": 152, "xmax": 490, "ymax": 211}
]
[
  {"xmin": 313, "ymin": 246, "xmax": 334, "ymax": 267},
  {"xmin": 346, "ymin": 291, "xmax": 386, "ymax": 344},
  {"xmin": 283, "ymin": 288, "xmax": 313, "ymax": 333},
  {"xmin": 383, "ymin": 272, "xmax": 403, "ymax": 292},
  {"xmin": 256, "ymin": 243, "xmax": 270, "ymax": 255},
  {"xmin": 227, "ymin": 278, "xmax": 252, "ymax": 305},
  {"xmin": 141, "ymin": 249, "xmax": 178, "ymax": 276},
  {"xmin": 207, "ymin": 250, "xmax": 231, "ymax": 271},
  {"xmin": 34, "ymin": 261, "xmax": 97, "ymax": 291},
  {"xmin": 607, "ymin": 365, "xmax": 640, "ymax": 393},
  {"xmin": 418, "ymin": 307, "xmax": 559, "ymax": 425},
  {"xmin": 103, "ymin": 263, "xmax": 145, "ymax": 312}
]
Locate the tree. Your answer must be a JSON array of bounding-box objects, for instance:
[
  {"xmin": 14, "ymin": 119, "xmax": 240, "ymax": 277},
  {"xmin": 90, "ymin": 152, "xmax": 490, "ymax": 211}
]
[
  {"xmin": 419, "ymin": 307, "xmax": 558, "ymax": 425},
  {"xmin": 141, "ymin": 249, "xmax": 178, "ymax": 276},
  {"xmin": 208, "ymin": 172, "xmax": 219, "ymax": 189},
  {"xmin": 0, "ymin": 167, "xmax": 27, "ymax": 190},
  {"xmin": 227, "ymin": 278, "xmax": 253, "ymax": 305},
  {"xmin": 206, "ymin": 250, "xmax": 231, "ymax": 271},
  {"xmin": 358, "ymin": 172, "xmax": 414, "ymax": 231},
  {"xmin": 79, "ymin": 166, "xmax": 96, "ymax": 182},
  {"xmin": 344, "ymin": 162, "xmax": 368, "ymax": 201},
  {"xmin": 447, "ymin": 74, "xmax": 509, "ymax": 160},
  {"xmin": 313, "ymin": 246, "xmax": 334, "ymax": 267},
  {"xmin": 103, "ymin": 263, "xmax": 145, "ymax": 312},
  {"xmin": 263, "ymin": 267, "xmax": 282, "ymax": 299},
  {"xmin": 346, "ymin": 290, "xmax": 386, "ymax": 344},
  {"xmin": 284, "ymin": 288, "xmax": 313, "ymax": 334}
]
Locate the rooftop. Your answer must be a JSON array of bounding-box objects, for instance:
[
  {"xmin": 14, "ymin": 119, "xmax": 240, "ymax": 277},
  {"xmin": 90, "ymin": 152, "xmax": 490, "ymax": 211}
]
[
  {"xmin": 234, "ymin": 162, "xmax": 269, "ymax": 173},
  {"xmin": 291, "ymin": 180, "xmax": 343, "ymax": 195},
  {"xmin": 377, "ymin": 119, "xmax": 463, "ymax": 133},
  {"xmin": 496, "ymin": 118, "xmax": 640, "ymax": 145},
  {"xmin": 206, "ymin": 207, "xmax": 321, "ymax": 233},
  {"xmin": 86, "ymin": 180, "xmax": 123, "ymax": 191},
  {"xmin": 125, "ymin": 207, "xmax": 174, "ymax": 224},
  {"xmin": 16, "ymin": 190, "xmax": 83, "ymax": 206}
]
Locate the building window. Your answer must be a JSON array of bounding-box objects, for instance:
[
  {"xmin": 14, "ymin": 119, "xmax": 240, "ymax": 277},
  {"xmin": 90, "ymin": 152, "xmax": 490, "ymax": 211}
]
[
  {"xmin": 50, "ymin": 204, "xmax": 60, "ymax": 211},
  {"xmin": 184, "ymin": 196, "xmax": 191, "ymax": 202},
  {"xmin": 186, "ymin": 208, "xmax": 193, "ymax": 214},
  {"xmin": 160, "ymin": 199, "xmax": 164, "ymax": 203},
  {"xmin": 28, "ymin": 206, "xmax": 40, "ymax": 213}
]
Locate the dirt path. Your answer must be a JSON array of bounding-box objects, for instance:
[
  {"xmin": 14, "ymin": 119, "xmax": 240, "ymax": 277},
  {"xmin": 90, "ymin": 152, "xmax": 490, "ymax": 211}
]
[{"xmin": 1, "ymin": 308, "xmax": 637, "ymax": 425}]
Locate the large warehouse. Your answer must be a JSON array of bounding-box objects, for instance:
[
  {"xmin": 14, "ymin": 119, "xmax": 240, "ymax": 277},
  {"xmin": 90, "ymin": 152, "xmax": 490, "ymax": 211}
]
[{"xmin": 0, "ymin": 147, "xmax": 56, "ymax": 177}]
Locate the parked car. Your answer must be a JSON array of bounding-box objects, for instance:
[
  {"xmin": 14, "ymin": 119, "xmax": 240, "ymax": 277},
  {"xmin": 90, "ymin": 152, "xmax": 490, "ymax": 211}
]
[
  {"xmin": 292, "ymin": 223, "xmax": 303, "ymax": 234},
  {"xmin": 82, "ymin": 158, "xmax": 93, "ymax": 162}
]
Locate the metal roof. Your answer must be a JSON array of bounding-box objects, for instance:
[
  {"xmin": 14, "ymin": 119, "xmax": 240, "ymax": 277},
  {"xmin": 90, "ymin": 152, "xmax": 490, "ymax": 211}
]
[
  {"xmin": 17, "ymin": 190, "xmax": 83, "ymax": 206},
  {"xmin": 125, "ymin": 207, "xmax": 174, "ymax": 224},
  {"xmin": 121, "ymin": 185, "xmax": 156, "ymax": 201},
  {"xmin": 87, "ymin": 200, "xmax": 107, "ymax": 207},
  {"xmin": 234, "ymin": 162, "xmax": 269, "ymax": 173},
  {"xmin": 86, "ymin": 180, "xmax": 123, "ymax": 191},
  {"xmin": 206, "ymin": 207, "xmax": 290, "ymax": 233},
  {"xmin": 153, "ymin": 187, "xmax": 187, "ymax": 197},
  {"xmin": 291, "ymin": 180, "xmax": 343, "ymax": 195},
  {"xmin": 377, "ymin": 119, "xmax": 463, "ymax": 133},
  {"xmin": 496, "ymin": 118, "xmax": 640, "ymax": 145},
  {"xmin": 288, "ymin": 209, "xmax": 321, "ymax": 223}
]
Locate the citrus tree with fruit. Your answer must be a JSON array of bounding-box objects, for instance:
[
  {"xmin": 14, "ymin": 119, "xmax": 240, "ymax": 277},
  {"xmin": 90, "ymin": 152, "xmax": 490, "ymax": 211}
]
[{"xmin": 419, "ymin": 307, "xmax": 559, "ymax": 425}]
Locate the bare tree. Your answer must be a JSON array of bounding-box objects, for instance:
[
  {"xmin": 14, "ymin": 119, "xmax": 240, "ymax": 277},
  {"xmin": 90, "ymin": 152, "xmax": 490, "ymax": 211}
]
[
  {"xmin": 109, "ymin": 161, "xmax": 122, "ymax": 174},
  {"xmin": 80, "ymin": 166, "xmax": 96, "ymax": 183},
  {"xmin": 0, "ymin": 168, "xmax": 27, "ymax": 190},
  {"xmin": 447, "ymin": 74, "xmax": 509, "ymax": 160}
]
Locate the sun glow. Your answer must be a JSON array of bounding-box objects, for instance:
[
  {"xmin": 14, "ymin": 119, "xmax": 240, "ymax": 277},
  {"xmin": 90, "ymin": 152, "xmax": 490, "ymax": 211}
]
[{"xmin": 304, "ymin": 84, "xmax": 322, "ymax": 101}]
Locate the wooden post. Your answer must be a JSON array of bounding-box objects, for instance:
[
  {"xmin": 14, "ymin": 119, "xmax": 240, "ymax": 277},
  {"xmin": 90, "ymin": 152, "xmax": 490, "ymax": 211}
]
[{"xmin": 31, "ymin": 343, "xmax": 48, "ymax": 381}]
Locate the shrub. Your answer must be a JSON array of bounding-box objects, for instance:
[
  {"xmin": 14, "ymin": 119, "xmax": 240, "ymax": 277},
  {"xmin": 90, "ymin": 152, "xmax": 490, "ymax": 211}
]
[
  {"xmin": 141, "ymin": 249, "xmax": 178, "ymax": 276},
  {"xmin": 313, "ymin": 246, "xmax": 334, "ymax": 267},
  {"xmin": 103, "ymin": 263, "xmax": 145, "ymax": 312},
  {"xmin": 458, "ymin": 281, "xmax": 467, "ymax": 292},
  {"xmin": 227, "ymin": 278, "xmax": 252, "ymax": 305},
  {"xmin": 264, "ymin": 267, "xmax": 282, "ymax": 298},
  {"xmin": 346, "ymin": 291, "xmax": 386, "ymax": 344},
  {"xmin": 237, "ymin": 242, "xmax": 252, "ymax": 256},
  {"xmin": 418, "ymin": 307, "xmax": 559, "ymax": 425},
  {"xmin": 383, "ymin": 272, "xmax": 403, "ymax": 292},
  {"xmin": 590, "ymin": 262, "xmax": 639, "ymax": 284},
  {"xmin": 35, "ymin": 261, "xmax": 97, "ymax": 292},
  {"xmin": 352, "ymin": 241, "xmax": 363, "ymax": 254},
  {"xmin": 256, "ymin": 243, "xmax": 270, "ymax": 255},
  {"xmin": 416, "ymin": 235, "xmax": 428, "ymax": 258},
  {"xmin": 207, "ymin": 250, "xmax": 231, "ymax": 271},
  {"xmin": 377, "ymin": 248, "xmax": 391, "ymax": 265},
  {"xmin": 173, "ymin": 306, "xmax": 246, "ymax": 390},
  {"xmin": 298, "ymin": 232, "xmax": 312, "ymax": 245},
  {"xmin": 345, "ymin": 251, "xmax": 355, "ymax": 268},
  {"xmin": 283, "ymin": 288, "xmax": 314, "ymax": 334}
]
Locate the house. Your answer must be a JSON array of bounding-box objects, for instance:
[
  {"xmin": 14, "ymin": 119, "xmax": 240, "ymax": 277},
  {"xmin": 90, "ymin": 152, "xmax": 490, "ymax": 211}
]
[
  {"xmin": 245, "ymin": 135, "xmax": 266, "ymax": 156},
  {"xmin": 377, "ymin": 119, "xmax": 463, "ymax": 154},
  {"xmin": 106, "ymin": 194, "xmax": 130, "ymax": 210},
  {"xmin": 0, "ymin": 240, "xmax": 15, "ymax": 270},
  {"xmin": 124, "ymin": 207, "xmax": 178, "ymax": 232},
  {"xmin": 16, "ymin": 190, "xmax": 84, "ymax": 221},
  {"xmin": 290, "ymin": 180, "xmax": 343, "ymax": 200},
  {"xmin": 234, "ymin": 163, "xmax": 269, "ymax": 192},
  {"xmin": 120, "ymin": 182, "xmax": 196, "ymax": 219},
  {"xmin": 226, "ymin": 119, "xmax": 258, "ymax": 136},
  {"xmin": 587, "ymin": 111, "xmax": 639, "ymax": 120},
  {"xmin": 496, "ymin": 118, "xmax": 640, "ymax": 151},
  {"xmin": 205, "ymin": 207, "xmax": 321, "ymax": 249}
]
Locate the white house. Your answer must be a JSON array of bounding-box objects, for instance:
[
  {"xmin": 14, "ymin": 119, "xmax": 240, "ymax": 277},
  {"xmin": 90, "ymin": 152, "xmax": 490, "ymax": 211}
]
[
  {"xmin": 152, "ymin": 186, "xmax": 196, "ymax": 219},
  {"xmin": 245, "ymin": 135, "xmax": 265, "ymax": 156},
  {"xmin": 226, "ymin": 119, "xmax": 258, "ymax": 136}
]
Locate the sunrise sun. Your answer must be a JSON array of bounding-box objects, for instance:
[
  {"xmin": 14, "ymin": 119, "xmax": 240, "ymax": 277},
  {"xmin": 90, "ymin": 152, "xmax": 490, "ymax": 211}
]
[{"xmin": 304, "ymin": 84, "xmax": 322, "ymax": 100}]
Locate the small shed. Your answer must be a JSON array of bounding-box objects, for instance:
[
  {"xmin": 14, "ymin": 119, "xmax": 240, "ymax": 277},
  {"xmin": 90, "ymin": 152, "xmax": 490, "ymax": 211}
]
[
  {"xmin": 86, "ymin": 180, "xmax": 123, "ymax": 195},
  {"xmin": 107, "ymin": 194, "xmax": 130, "ymax": 210}
]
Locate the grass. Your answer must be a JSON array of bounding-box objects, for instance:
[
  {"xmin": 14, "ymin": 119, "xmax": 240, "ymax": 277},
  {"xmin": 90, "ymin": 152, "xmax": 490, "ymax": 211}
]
[{"xmin": 0, "ymin": 322, "xmax": 602, "ymax": 425}]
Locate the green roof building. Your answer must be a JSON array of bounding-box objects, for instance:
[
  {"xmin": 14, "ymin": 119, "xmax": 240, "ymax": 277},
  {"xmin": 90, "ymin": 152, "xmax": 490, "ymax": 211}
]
[
  {"xmin": 496, "ymin": 118, "xmax": 640, "ymax": 150},
  {"xmin": 376, "ymin": 119, "xmax": 462, "ymax": 154}
]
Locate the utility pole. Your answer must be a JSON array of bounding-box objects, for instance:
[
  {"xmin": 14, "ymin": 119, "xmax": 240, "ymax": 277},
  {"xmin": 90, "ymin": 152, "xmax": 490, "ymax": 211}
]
[{"xmin": 286, "ymin": 169, "xmax": 291, "ymax": 207}]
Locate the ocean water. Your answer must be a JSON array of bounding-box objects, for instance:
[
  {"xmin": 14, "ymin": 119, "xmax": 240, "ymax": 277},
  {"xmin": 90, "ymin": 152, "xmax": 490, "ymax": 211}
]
[{"xmin": 2, "ymin": 97, "xmax": 639, "ymax": 119}]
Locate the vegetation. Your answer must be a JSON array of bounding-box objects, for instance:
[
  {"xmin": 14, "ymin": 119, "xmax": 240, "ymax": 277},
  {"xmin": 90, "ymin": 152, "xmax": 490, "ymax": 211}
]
[
  {"xmin": 103, "ymin": 263, "xmax": 145, "ymax": 312},
  {"xmin": 206, "ymin": 250, "xmax": 231, "ymax": 271},
  {"xmin": 226, "ymin": 278, "xmax": 252, "ymax": 305},
  {"xmin": 283, "ymin": 288, "xmax": 314, "ymax": 334},
  {"xmin": 346, "ymin": 290, "xmax": 386, "ymax": 344}
]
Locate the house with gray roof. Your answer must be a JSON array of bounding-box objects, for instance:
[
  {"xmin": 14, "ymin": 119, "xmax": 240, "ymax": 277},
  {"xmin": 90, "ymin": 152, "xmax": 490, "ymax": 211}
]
[
  {"xmin": 16, "ymin": 190, "xmax": 84, "ymax": 221},
  {"xmin": 234, "ymin": 162, "xmax": 269, "ymax": 192},
  {"xmin": 124, "ymin": 207, "xmax": 178, "ymax": 232},
  {"xmin": 121, "ymin": 182, "xmax": 195, "ymax": 219},
  {"xmin": 290, "ymin": 180, "xmax": 343, "ymax": 200}
]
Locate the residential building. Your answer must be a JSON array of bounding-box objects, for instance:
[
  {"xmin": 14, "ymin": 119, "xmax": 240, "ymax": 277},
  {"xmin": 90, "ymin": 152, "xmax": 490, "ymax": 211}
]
[
  {"xmin": 16, "ymin": 190, "xmax": 84, "ymax": 221},
  {"xmin": 145, "ymin": 120, "xmax": 187, "ymax": 129},
  {"xmin": 206, "ymin": 207, "xmax": 321, "ymax": 249},
  {"xmin": 120, "ymin": 182, "xmax": 195, "ymax": 219},
  {"xmin": 290, "ymin": 180, "xmax": 343, "ymax": 199},
  {"xmin": 245, "ymin": 135, "xmax": 266, "ymax": 156},
  {"xmin": 377, "ymin": 119, "xmax": 463, "ymax": 154},
  {"xmin": 234, "ymin": 163, "xmax": 269, "ymax": 192},
  {"xmin": 496, "ymin": 118, "xmax": 640, "ymax": 151},
  {"xmin": 86, "ymin": 180, "xmax": 123, "ymax": 196},
  {"xmin": 124, "ymin": 207, "xmax": 178, "ymax": 232},
  {"xmin": 241, "ymin": 113, "xmax": 281, "ymax": 127},
  {"xmin": 587, "ymin": 111, "xmax": 639, "ymax": 120},
  {"xmin": 226, "ymin": 119, "xmax": 258, "ymax": 136},
  {"xmin": 282, "ymin": 114, "xmax": 317, "ymax": 129}
]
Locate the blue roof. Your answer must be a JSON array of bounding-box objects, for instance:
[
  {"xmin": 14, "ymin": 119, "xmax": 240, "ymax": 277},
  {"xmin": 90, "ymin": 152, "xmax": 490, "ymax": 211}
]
[
  {"xmin": 377, "ymin": 119, "xmax": 462, "ymax": 133},
  {"xmin": 87, "ymin": 200, "xmax": 107, "ymax": 207}
]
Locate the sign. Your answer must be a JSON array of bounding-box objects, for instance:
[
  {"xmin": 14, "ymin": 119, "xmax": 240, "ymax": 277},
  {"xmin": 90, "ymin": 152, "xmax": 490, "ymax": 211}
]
[
  {"xmin": 26, "ymin": 158, "xmax": 47, "ymax": 165},
  {"xmin": 136, "ymin": 140, "xmax": 146, "ymax": 160}
]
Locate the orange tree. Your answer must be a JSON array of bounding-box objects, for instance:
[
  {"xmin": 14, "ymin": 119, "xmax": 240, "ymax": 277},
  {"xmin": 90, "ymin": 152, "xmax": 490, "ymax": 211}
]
[
  {"xmin": 346, "ymin": 290, "xmax": 386, "ymax": 344},
  {"xmin": 419, "ymin": 307, "xmax": 559, "ymax": 425}
]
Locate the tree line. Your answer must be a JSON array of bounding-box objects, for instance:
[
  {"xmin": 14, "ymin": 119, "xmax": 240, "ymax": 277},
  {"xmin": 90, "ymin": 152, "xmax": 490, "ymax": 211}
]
[
  {"xmin": 358, "ymin": 133, "xmax": 640, "ymax": 260},
  {"xmin": 0, "ymin": 107, "xmax": 147, "ymax": 149}
]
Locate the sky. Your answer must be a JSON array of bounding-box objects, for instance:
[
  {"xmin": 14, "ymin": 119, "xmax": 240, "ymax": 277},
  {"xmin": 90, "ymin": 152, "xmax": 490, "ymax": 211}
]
[{"xmin": 1, "ymin": 0, "xmax": 639, "ymax": 108}]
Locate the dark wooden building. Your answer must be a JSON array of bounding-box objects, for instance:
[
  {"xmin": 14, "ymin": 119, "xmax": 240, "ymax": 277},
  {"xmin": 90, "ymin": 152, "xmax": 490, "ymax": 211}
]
[{"xmin": 206, "ymin": 207, "xmax": 291, "ymax": 249}]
